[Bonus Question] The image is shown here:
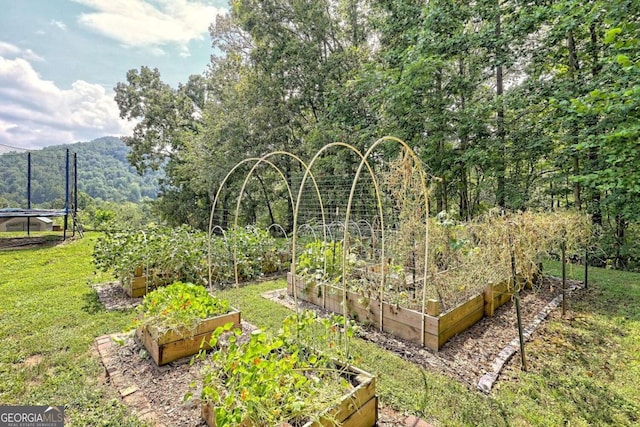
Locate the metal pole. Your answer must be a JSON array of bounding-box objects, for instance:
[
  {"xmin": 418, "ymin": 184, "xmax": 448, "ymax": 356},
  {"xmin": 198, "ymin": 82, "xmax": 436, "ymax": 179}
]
[
  {"xmin": 584, "ymin": 247, "xmax": 588, "ymax": 289},
  {"xmin": 73, "ymin": 153, "xmax": 78, "ymax": 237},
  {"xmin": 63, "ymin": 149, "xmax": 69, "ymax": 240},
  {"xmin": 27, "ymin": 152, "xmax": 31, "ymax": 236},
  {"xmin": 562, "ymin": 240, "xmax": 567, "ymax": 316},
  {"xmin": 511, "ymin": 234, "xmax": 527, "ymax": 371}
]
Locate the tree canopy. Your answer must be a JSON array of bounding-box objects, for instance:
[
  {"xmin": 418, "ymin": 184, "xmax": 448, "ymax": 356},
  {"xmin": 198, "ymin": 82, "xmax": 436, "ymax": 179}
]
[{"xmin": 114, "ymin": 0, "xmax": 640, "ymax": 269}]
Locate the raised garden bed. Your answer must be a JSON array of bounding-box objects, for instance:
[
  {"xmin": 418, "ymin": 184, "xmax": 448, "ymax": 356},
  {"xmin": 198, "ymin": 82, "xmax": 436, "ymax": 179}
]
[
  {"xmin": 136, "ymin": 309, "xmax": 241, "ymax": 366},
  {"xmin": 122, "ymin": 266, "xmax": 174, "ymax": 298},
  {"xmin": 288, "ymin": 272, "xmax": 528, "ymax": 351},
  {"xmin": 201, "ymin": 360, "xmax": 376, "ymax": 427},
  {"xmin": 198, "ymin": 312, "xmax": 378, "ymax": 426},
  {"xmin": 133, "ymin": 282, "xmax": 240, "ymax": 365}
]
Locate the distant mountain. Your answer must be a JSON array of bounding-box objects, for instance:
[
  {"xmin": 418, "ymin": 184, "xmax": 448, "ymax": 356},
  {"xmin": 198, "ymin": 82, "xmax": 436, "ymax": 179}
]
[{"xmin": 0, "ymin": 137, "xmax": 162, "ymax": 207}]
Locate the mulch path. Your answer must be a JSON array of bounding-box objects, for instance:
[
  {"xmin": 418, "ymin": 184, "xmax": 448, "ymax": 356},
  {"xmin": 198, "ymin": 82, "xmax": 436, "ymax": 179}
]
[{"xmin": 94, "ymin": 276, "xmax": 582, "ymax": 426}]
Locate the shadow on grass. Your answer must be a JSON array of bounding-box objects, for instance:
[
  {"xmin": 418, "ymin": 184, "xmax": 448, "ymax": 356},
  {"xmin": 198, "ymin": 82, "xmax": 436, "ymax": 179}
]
[
  {"xmin": 82, "ymin": 287, "xmax": 105, "ymax": 314},
  {"xmin": 0, "ymin": 234, "xmax": 80, "ymax": 251}
]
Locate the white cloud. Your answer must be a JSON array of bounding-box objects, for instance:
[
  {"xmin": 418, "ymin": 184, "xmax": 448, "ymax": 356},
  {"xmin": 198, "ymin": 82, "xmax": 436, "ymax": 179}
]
[
  {"xmin": 74, "ymin": 0, "xmax": 226, "ymax": 50},
  {"xmin": 0, "ymin": 42, "xmax": 21, "ymax": 56},
  {"xmin": 179, "ymin": 46, "xmax": 191, "ymax": 58},
  {"xmin": 50, "ymin": 19, "xmax": 67, "ymax": 31},
  {"xmin": 150, "ymin": 47, "xmax": 166, "ymax": 56},
  {"xmin": 0, "ymin": 57, "xmax": 135, "ymax": 149},
  {"xmin": 0, "ymin": 41, "xmax": 45, "ymax": 62},
  {"xmin": 23, "ymin": 49, "xmax": 45, "ymax": 62}
]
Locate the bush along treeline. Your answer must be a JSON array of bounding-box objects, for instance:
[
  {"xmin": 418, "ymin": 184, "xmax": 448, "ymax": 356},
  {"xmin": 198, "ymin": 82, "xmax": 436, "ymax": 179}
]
[
  {"xmin": 93, "ymin": 225, "xmax": 290, "ymax": 289},
  {"xmin": 114, "ymin": 0, "xmax": 640, "ymax": 271}
]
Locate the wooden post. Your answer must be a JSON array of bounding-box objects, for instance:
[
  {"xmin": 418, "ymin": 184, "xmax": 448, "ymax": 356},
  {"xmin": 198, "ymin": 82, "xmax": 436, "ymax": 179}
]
[{"xmin": 426, "ymin": 299, "xmax": 440, "ymax": 317}]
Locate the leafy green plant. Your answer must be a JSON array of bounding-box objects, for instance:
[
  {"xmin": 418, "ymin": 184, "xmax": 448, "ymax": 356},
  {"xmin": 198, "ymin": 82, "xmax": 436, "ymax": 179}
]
[
  {"xmin": 198, "ymin": 310, "xmax": 359, "ymax": 426},
  {"xmin": 94, "ymin": 225, "xmax": 287, "ymax": 289},
  {"xmin": 132, "ymin": 282, "xmax": 231, "ymax": 339},
  {"xmin": 298, "ymin": 240, "xmax": 351, "ymax": 283}
]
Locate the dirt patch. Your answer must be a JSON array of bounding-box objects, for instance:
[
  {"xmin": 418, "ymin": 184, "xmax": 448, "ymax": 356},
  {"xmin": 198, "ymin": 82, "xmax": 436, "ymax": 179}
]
[
  {"xmin": 23, "ymin": 354, "xmax": 44, "ymax": 367},
  {"xmin": 0, "ymin": 235, "xmax": 70, "ymax": 250},
  {"xmin": 264, "ymin": 276, "xmax": 583, "ymax": 389},
  {"xmin": 94, "ymin": 282, "xmax": 142, "ymax": 311}
]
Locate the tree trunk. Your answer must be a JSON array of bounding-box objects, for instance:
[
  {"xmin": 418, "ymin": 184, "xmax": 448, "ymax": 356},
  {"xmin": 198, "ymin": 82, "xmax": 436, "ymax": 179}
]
[
  {"xmin": 615, "ymin": 214, "xmax": 627, "ymax": 269},
  {"xmin": 255, "ymin": 172, "xmax": 276, "ymax": 228},
  {"xmin": 495, "ymin": 4, "xmax": 506, "ymax": 208},
  {"xmin": 586, "ymin": 24, "xmax": 602, "ymax": 226},
  {"xmin": 567, "ymin": 29, "xmax": 582, "ymax": 210}
]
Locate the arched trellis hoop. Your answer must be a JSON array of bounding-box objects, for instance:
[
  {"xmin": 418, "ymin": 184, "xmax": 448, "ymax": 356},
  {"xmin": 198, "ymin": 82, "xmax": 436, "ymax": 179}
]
[
  {"xmin": 209, "ymin": 137, "xmax": 432, "ymax": 349},
  {"xmin": 267, "ymin": 223, "xmax": 288, "ymax": 239},
  {"xmin": 290, "ymin": 141, "xmax": 386, "ymax": 355},
  {"xmin": 342, "ymin": 136, "xmax": 431, "ymax": 347},
  {"xmin": 208, "ymin": 151, "xmax": 328, "ymax": 311}
]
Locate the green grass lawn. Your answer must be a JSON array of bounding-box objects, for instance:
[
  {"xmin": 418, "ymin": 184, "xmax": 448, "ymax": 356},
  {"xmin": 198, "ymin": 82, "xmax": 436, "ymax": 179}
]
[{"xmin": 0, "ymin": 235, "xmax": 638, "ymax": 426}]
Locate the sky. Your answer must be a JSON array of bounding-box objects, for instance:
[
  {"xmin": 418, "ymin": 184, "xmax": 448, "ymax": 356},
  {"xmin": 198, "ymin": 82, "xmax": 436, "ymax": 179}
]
[{"xmin": 0, "ymin": 0, "xmax": 228, "ymax": 152}]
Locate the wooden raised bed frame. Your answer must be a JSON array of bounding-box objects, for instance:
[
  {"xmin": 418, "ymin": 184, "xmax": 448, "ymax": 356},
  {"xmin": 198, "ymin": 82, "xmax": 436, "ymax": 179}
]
[
  {"xmin": 201, "ymin": 362, "xmax": 377, "ymax": 427},
  {"xmin": 122, "ymin": 266, "xmax": 170, "ymax": 298},
  {"xmin": 288, "ymin": 272, "xmax": 526, "ymax": 351},
  {"xmin": 135, "ymin": 309, "xmax": 241, "ymax": 366}
]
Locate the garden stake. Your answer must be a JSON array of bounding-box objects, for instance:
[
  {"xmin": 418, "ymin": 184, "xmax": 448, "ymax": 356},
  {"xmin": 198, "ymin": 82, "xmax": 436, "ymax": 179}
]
[
  {"xmin": 510, "ymin": 231, "xmax": 527, "ymax": 371},
  {"xmin": 562, "ymin": 240, "xmax": 567, "ymax": 316},
  {"xmin": 584, "ymin": 247, "xmax": 589, "ymax": 289}
]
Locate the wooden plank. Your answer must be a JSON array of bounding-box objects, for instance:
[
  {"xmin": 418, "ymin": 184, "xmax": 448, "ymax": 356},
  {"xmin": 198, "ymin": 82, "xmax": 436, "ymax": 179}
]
[
  {"xmin": 131, "ymin": 275, "xmax": 148, "ymax": 290},
  {"xmin": 123, "ymin": 275, "xmax": 161, "ymax": 298},
  {"xmin": 439, "ymin": 306, "xmax": 484, "ymax": 346},
  {"xmin": 291, "ymin": 274, "xmax": 440, "ymax": 348},
  {"xmin": 156, "ymin": 332, "xmax": 216, "ymax": 365},
  {"xmin": 439, "ymin": 294, "xmax": 484, "ymax": 332},
  {"xmin": 151, "ymin": 310, "xmax": 241, "ymax": 345},
  {"xmin": 135, "ymin": 327, "xmax": 161, "ymax": 365},
  {"xmin": 485, "ymin": 281, "xmax": 512, "ymax": 317},
  {"xmin": 426, "ymin": 299, "xmax": 440, "ymax": 316},
  {"xmin": 339, "ymin": 397, "xmax": 377, "ymax": 427},
  {"xmin": 313, "ymin": 371, "xmax": 375, "ymax": 425},
  {"xmin": 422, "ymin": 331, "xmax": 439, "ymax": 351},
  {"xmin": 137, "ymin": 310, "xmax": 241, "ymax": 365},
  {"xmin": 124, "ymin": 281, "xmax": 149, "ymax": 298}
]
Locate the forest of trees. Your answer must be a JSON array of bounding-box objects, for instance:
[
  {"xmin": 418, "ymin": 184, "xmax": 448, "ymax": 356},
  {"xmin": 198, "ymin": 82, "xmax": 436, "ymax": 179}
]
[
  {"xmin": 0, "ymin": 136, "xmax": 161, "ymax": 208},
  {"xmin": 114, "ymin": 0, "xmax": 639, "ymax": 269}
]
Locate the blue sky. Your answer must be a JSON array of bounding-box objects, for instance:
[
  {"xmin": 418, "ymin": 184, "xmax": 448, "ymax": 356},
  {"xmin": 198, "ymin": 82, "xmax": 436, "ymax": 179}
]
[{"xmin": 0, "ymin": 0, "xmax": 228, "ymax": 151}]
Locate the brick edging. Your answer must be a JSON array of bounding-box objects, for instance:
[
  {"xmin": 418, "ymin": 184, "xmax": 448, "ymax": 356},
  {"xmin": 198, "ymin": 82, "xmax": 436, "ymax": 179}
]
[
  {"xmin": 477, "ymin": 282, "xmax": 583, "ymax": 393},
  {"xmin": 95, "ymin": 334, "xmax": 164, "ymax": 426}
]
